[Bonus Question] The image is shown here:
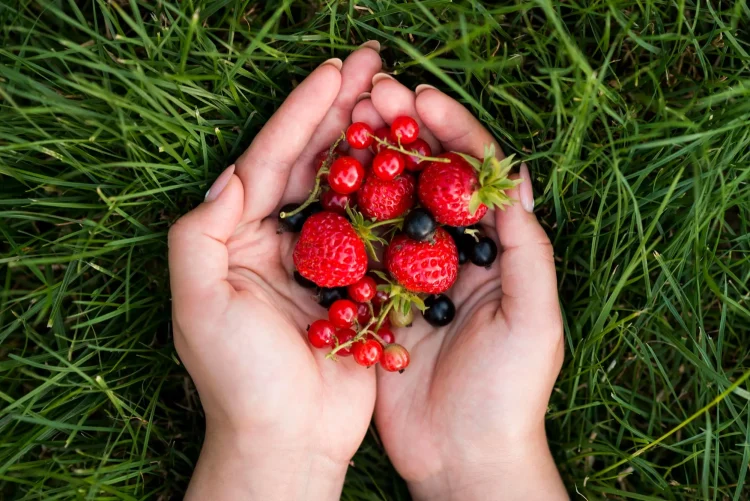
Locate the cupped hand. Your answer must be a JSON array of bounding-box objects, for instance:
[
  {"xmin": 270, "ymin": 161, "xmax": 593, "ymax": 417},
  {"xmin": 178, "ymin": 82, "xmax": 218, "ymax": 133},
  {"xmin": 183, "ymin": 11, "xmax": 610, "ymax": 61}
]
[
  {"xmin": 352, "ymin": 78, "xmax": 568, "ymax": 500},
  {"xmin": 168, "ymin": 44, "xmax": 382, "ymax": 500}
]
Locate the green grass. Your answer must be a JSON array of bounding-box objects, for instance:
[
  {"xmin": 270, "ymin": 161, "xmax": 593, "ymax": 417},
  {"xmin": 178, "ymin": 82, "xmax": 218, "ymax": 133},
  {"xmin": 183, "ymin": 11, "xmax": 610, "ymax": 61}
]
[{"xmin": 1, "ymin": 0, "xmax": 750, "ymax": 499}]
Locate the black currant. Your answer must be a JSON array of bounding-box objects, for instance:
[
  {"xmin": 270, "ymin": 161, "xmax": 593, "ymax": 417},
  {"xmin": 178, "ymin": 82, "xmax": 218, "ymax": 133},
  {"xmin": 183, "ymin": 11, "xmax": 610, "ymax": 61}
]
[
  {"xmin": 293, "ymin": 271, "xmax": 317, "ymax": 289},
  {"xmin": 471, "ymin": 237, "xmax": 498, "ymax": 267},
  {"xmin": 423, "ymin": 294, "xmax": 456, "ymax": 327},
  {"xmin": 456, "ymin": 235, "xmax": 474, "ymax": 265},
  {"xmin": 317, "ymin": 287, "xmax": 347, "ymax": 308},
  {"xmin": 404, "ymin": 208, "xmax": 437, "ymax": 241},
  {"xmin": 444, "ymin": 225, "xmax": 467, "ymax": 240},
  {"xmin": 277, "ymin": 203, "xmax": 308, "ymax": 233}
]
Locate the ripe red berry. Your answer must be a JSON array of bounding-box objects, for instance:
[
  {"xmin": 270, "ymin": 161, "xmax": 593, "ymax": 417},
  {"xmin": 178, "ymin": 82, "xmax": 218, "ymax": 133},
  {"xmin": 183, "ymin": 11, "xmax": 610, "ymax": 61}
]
[
  {"xmin": 391, "ymin": 116, "xmax": 419, "ymax": 145},
  {"xmin": 404, "ymin": 138, "xmax": 432, "ymax": 172},
  {"xmin": 328, "ymin": 299, "xmax": 358, "ymax": 328},
  {"xmin": 372, "ymin": 150, "xmax": 406, "ymax": 181},
  {"xmin": 308, "ymin": 319, "xmax": 336, "ymax": 349},
  {"xmin": 346, "ymin": 122, "xmax": 374, "ymax": 149},
  {"xmin": 356, "ymin": 302, "xmax": 372, "ymax": 326},
  {"xmin": 321, "ymin": 190, "xmax": 352, "ymax": 214},
  {"xmin": 352, "ymin": 339, "xmax": 383, "ymax": 367},
  {"xmin": 348, "ymin": 276, "xmax": 377, "ymax": 303},
  {"xmin": 357, "ymin": 173, "xmax": 415, "ymax": 221},
  {"xmin": 380, "ymin": 343, "xmax": 411, "ymax": 372},
  {"xmin": 372, "ymin": 289, "xmax": 389, "ymax": 307},
  {"xmin": 377, "ymin": 327, "xmax": 395, "ymax": 345},
  {"xmin": 335, "ymin": 328, "xmax": 356, "ymax": 356},
  {"xmin": 372, "ymin": 126, "xmax": 395, "ymax": 154},
  {"xmin": 385, "ymin": 228, "xmax": 458, "ymax": 294},
  {"xmin": 328, "ymin": 156, "xmax": 365, "ymax": 194}
]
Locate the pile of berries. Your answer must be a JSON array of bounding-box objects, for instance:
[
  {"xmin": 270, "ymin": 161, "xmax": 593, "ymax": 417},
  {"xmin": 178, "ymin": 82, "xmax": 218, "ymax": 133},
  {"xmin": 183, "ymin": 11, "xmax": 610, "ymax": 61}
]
[{"xmin": 281, "ymin": 116, "xmax": 519, "ymax": 372}]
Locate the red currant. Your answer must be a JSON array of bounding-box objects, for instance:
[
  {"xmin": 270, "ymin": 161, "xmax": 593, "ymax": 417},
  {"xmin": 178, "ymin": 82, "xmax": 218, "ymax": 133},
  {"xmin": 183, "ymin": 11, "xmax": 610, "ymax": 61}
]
[
  {"xmin": 335, "ymin": 328, "xmax": 356, "ymax": 356},
  {"xmin": 391, "ymin": 116, "xmax": 419, "ymax": 145},
  {"xmin": 313, "ymin": 148, "xmax": 341, "ymax": 180},
  {"xmin": 328, "ymin": 299, "xmax": 358, "ymax": 328},
  {"xmin": 380, "ymin": 343, "xmax": 410, "ymax": 372},
  {"xmin": 377, "ymin": 327, "xmax": 395, "ymax": 345},
  {"xmin": 328, "ymin": 156, "xmax": 365, "ymax": 194},
  {"xmin": 307, "ymin": 319, "xmax": 336, "ymax": 349},
  {"xmin": 404, "ymin": 138, "xmax": 432, "ymax": 172},
  {"xmin": 321, "ymin": 190, "xmax": 352, "ymax": 214},
  {"xmin": 352, "ymin": 339, "xmax": 383, "ymax": 367},
  {"xmin": 372, "ymin": 127, "xmax": 395, "ymax": 154},
  {"xmin": 347, "ymin": 276, "xmax": 377, "ymax": 303},
  {"xmin": 346, "ymin": 122, "xmax": 374, "ymax": 149},
  {"xmin": 372, "ymin": 289, "xmax": 390, "ymax": 307},
  {"xmin": 372, "ymin": 150, "xmax": 406, "ymax": 181},
  {"xmin": 356, "ymin": 302, "xmax": 372, "ymax": 326}
]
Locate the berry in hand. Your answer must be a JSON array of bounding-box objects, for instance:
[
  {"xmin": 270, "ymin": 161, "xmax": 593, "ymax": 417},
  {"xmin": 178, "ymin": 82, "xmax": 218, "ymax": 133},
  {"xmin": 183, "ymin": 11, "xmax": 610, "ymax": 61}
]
[
  {"xmin": 404, "ymin": 138, "xmax": 431, "ymax": 172},
  {"xmin": 471, "ymin": 236, "xmax": 498, "ymax": 267},
  {"xmin": 377, "ymin": 327, "xmax": 395, "ymax": 345},
  {"xmin": 389, "ymin": 307, "xmax": 414, "ymax": 328},
  {"xmin": 380, "ymin": 343, "xmax": 411, "ymax": 373},
  {"xmin": 346, "ymin": 122, "xmax": 374, "ymax": 149},
  {"xmin": 372, "ymin": 288, "xmax": 389, "ymax": 307},
  {"xmin": 372, "ymin": 127, "xmax": 395, "ymax": 154},
  {"xmin": 328, "ymin": 156, "xmax": 365, "ymax": 194},
  {"xmin": 334, "ymin": 328, "xmax": 356, "ymax": 356},
  {"xmin": 357, "ymin": 173, "xmax": 415, "ymax": 221},
  {"xmin": 372, "ymin": 150, "xmax": 406, "ymax": 181},
  {"xmin": 404, "ymin": 208, "xmax": 437, "ymax": 242},
  {"xmin": 308, "ymin": 319, "xmax": 336, "ymax": 348},
  {"xmin": 318, "ymin": 287, "xmax": 347, "ymax": 308},
  {"xmin": 391, "ymin": 116, "xmax": 419, "ymax": 145},
  {"xmin": 385, "ymin": 228, "xmax": 458, "ymax": 294},
  {"xmin": 328, "ymin": 299, "xmax": 358, "ymax": 328},
  {"xmin": 423, "ymin": 294, "xmax": 456, "ymax": 327},
  {"xmin": 294, "ymin": 271, "xmax": 317, "ymax": 289},
  {"xmin": 356, "ymin": 302, "xmax": 372, "ymax": 326},
  {"xmin": 321, "ymin": 190, "xmax": 352, "ymax": 214},
  {"xmin": 348, "ymin": 276, "xmax": 377, "ymax": 303},
  {"xmin": 294, "ymin": 212, "xmax": 367, "ymax": 287},
  {"xmin": 352, "ymin": 339, "xmax": 383, "ymax": 367}
]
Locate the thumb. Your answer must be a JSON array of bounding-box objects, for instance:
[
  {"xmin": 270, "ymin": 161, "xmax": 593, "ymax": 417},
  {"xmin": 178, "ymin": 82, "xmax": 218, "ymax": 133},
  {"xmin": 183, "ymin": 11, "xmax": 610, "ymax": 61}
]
[
  {"xmin": 168, "ymin": 165, "xmax": 244, "ymax": 323},
  {"xmin": 495, "ymin": 163, "xmax": 561, "ymax": 335}
]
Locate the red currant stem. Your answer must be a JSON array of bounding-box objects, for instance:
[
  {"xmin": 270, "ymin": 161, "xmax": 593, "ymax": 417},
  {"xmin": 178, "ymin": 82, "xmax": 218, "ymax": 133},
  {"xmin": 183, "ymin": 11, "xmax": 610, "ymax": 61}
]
[
  {"xmin": 326, "ymin": 299, "xmax": 393, "ymax": 357},
  {"xmin": 374, "ymin": 301, "xmax": 394, "ymax": 331},
  {"xmin": 368, "ymin": 134, "xmax": 449, "ymax": 163},
  {"xmin": 279, "ymin": 175, "xmax": 322, "ymax": 219},
  {"xmin": 369, "ymin": 331, "xmax": 389, "ymax": 345}
]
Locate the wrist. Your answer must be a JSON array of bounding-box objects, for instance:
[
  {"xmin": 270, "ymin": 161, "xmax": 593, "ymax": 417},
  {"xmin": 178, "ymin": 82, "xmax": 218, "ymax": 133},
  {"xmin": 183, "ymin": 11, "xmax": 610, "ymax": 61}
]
[{"xmin": 186, "ymin": 423, "xmax": 348, "ymax": 501}]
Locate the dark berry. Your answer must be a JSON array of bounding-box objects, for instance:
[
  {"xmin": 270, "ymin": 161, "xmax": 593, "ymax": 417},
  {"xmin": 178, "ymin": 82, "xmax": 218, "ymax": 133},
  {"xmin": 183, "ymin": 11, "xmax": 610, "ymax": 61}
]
[
  {"xmin": 404, "ymin": 208, "xmax": 437, "ymax": 241},
  {"xmin": 471, "ymin": 237, "xmax": 498, "ymax": 267},
  {"xmin": 277, "ymin": 203, "xmax": 309, "ymax": 233},
  {"xmin": 318, "ymin": 287, "xmax": 347, "ymax": 308},
  {"xmin": 456, "ymin": 235, "xmax": 474, "ymax": 265},
  {"xmin": 423, "ymin": 294, "xmax": 455, "ymax": 327},
  {"xmin": 294, "ymin": 271, "xmax": 317, "ymax": 288}
]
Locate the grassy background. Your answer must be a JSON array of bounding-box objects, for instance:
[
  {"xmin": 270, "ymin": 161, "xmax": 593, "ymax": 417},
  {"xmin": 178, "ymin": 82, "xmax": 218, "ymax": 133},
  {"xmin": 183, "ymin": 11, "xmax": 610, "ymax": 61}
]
[{"xmin": 1, "ymin": 0, "xmax": 750, "ymax": 499}]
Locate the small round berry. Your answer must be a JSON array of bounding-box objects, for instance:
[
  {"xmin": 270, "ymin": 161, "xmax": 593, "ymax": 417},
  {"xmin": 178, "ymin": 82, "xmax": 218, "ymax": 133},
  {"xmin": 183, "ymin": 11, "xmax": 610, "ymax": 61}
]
[
  {"xmin": 356, "ymin": 302, "xmax": 372, "ymax": 326},
  {"xmin": 390, "ymin": 116, "xmax": 419, "ymax": 144},
  {"xmin": 380, "ymin": 343, "xmax": 411, "ymax": 372},
  {"xmin": 389, "ymin": 307, "xmax": 414, "ymax": 328},
  {"xmin": 404, "ymin": 138, "xmax": 432, "ymax": 171},
  {"xmin": 321, "ymin": 190, "xmax": 352, "ymax": 214},
  {"xmin": 471, "ymin": 237, "xmax": 498, "ymax": 267},
  {"xmin": 372, "ymin": 289, "xmax": 390, "ymax": 307},
  {"xmin": 423, "ymin": 294, "xmax": 456, "ymax": 327},
  {"xmin": 372, "ymin": 150, "xmax": 406, "ymax": 181},
  {"xmin": 377, "ymin": 327, "xmax": 395, "ymax": 345},
  {"xmin": 372, "ymin": 127, "xmax": 396, "ymax": 154},
  {"xmin": 328, "ymin": 299, "xmax": 358, "ymax": 328},
  {"xmin": 404, "ymin": 208, "xmax": 437, "ymax": 241},
  {"xmin": 346, "ymin": 122, "xmax": 374, "ymax": 149},
  {"xmin": 352, "ymin": 339, "xmax": 383, "ymax": 367},
  {"xmin": 348, "ymin": 276, "xmax": 377, "ymax": 303},
  {"xmin": 277, "ymin": 203, "xmax": 309, "ymax": 233},
  {"xmin": 307, "ymin": 319, "xmax": 336, "ymax": 348},
  {"xmin": 457, "ymin": 235, "xmax": 475, "ymax": 265},
  {"xmin": 328, "ymin": 156, "xmax": 365, "ymax": 194},
  {"xmin": 335, "ymin": 328, "xmax": 356, "ymax": 356},
  {"xmin": 294, "ymin": 271, "xmax": 317, "ymax": 289},
  {"xmin": 318, "ymin": 287, "xmax": 347, "ymax": 308}
]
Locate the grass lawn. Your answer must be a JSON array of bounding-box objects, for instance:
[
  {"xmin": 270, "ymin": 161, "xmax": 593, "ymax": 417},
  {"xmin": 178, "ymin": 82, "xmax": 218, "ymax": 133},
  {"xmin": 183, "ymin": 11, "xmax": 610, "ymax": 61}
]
[{"xmin": 2, "ymin": 0, "xmax": 750, "ymax": 499}]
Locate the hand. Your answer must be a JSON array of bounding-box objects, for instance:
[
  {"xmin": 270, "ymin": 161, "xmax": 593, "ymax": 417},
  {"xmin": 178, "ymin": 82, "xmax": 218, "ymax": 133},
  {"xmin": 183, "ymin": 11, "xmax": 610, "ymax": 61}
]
[
  {"xmin": 352, "ymin": 77, "xmax": 568, "ymax": 500},
  {"xmin": 168, "ymin": 44, "xmax": 383, "ymax": 501}
]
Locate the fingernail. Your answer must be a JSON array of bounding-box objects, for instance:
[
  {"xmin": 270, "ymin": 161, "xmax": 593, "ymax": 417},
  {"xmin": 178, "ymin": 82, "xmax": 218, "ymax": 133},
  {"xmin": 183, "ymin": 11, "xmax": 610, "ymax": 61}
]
[
  {"xmin": 359, "ymin": 40, "xmax": 381, "ymax": 53},
  {"xmin": 415, "ymin": 84, "xmax": 437, "ymax": 96},
  {"xmin": 519, "ymin": 163, "xmax": 535, "ymax": 213},
  {"xmin": 372, "ymin": 73, "xmax": 395, "ymax": 86},
  {"xmin": 319, "ymin": 57, "xmax": 343, "ymax": 70},
  {"xmin": 205, "ymin": 165, "xmax": 236, "ymax": 202},
  {"xmin": 356, "ymin": 91, "xmax": 371, "ymax": 103}
]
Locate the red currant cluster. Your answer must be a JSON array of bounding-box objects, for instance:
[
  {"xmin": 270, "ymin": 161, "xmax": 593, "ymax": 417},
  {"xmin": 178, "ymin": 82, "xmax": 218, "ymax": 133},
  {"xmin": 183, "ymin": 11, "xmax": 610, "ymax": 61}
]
[{"xmin": 281, "ymin": 116, "xmax": 519, "ymax": 372}]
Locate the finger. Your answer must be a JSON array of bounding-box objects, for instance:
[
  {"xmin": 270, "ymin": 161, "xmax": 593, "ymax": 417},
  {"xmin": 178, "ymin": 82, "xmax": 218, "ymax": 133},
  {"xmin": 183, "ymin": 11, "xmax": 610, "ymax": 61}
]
[
  {"xmin": 496, "ymin": 165, "xmax": 561, "ymax": 336},
  {"xmin": 369, "ymin": 76, "xmax": 440, "ymax": 152},
  {"xmin": 281, "ymin": 45, "xmax": 383, "ymax": 205},
  {"xmin": 168, "ymin": 166, "xmax": 244, "ymax": 322},
  {"xmin": 414, "ymin": 86, "xmax": 503, "ymax": 159},
  {"xmin": 234, "ymin": 60, "xmax": 343, "ymax": 223}
]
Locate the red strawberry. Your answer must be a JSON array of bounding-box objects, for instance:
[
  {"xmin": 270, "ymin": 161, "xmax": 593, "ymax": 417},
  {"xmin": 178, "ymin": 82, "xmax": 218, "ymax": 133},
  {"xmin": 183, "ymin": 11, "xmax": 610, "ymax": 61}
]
[
  {"xmin": 418, "ymin": 150, "xmax": 518, "ymax": 226},
  {"xmin": 294, "ymin": 212, "xmax": 367, "ymax": 287},
  {"xmin": 385, "ymin": 228, "xmax": 458, "ymax": 294},
  {"xmin": 357, "ymin": 173, "xmax": 415, "ymax": 221}
]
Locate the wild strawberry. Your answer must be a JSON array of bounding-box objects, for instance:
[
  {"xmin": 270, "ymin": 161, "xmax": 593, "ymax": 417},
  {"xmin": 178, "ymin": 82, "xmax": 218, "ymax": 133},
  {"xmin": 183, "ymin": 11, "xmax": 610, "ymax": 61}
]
[
  {"xmin": 418, "ymin": 148, "xmax": 519, "ymax": 226},
  {"xmin": 357, "ymin": 173, "xmax": 415, "ymax": 221},
  {"xmin": 294, "ymin": 212, "xmax": 368, "ymax": 287},
  {"xmin": 384, "ymin": 228, "xmax": 458, "ymax": 294}
]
